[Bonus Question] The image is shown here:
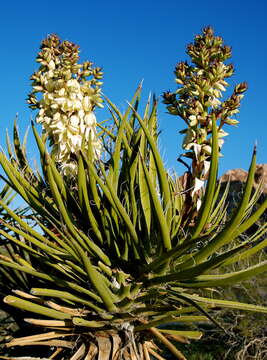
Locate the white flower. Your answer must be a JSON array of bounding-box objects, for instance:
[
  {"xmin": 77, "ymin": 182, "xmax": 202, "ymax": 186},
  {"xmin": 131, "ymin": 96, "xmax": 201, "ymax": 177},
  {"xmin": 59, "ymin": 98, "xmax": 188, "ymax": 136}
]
[
  {"xmin": 34, "ymin": 70, "xmax": 102, "ymax": 176},
  {"xmin": 70, "ymin": 115, "xmax": 80, "ymax": 128},
  {"xmin": 188, "ymin": 115, "xmax": 198, "ymax": 126},
  {"xmin": 66, "ymin": 79, "xmax": 80, "ymax": 92},
  {"xmin": 202, "ymin": 144, "xmax": 212, "ymax": 155},
  {"xmin": 72, "ymin": 99, "xmax": 82, "ymax": 111},
  {"xmin": 84, "ymin": 112, "xmax": 96, "ymax": 126},
  {"xmin": 58, "ymin": 88, "xmax": 66, "ymax": 96},
  {"xmin": 203, "ymin": 160, "xmax": 210, "ymax": 176},
  {"xmin": 82, "ymin": 96, "xmax": 92, "ymax": 111},
  {"xmin": 193, "ymin": 143, "xmax": 202, "ymax": 161},
  {"xmin": 60, "ymin": 161, "xmax": 78, "ymax": 177},
  {"xmin": 48, "ymin": 60, "xmax": 56, "ymax": 70},
  {"xmin": 53, "ymin": 112, "xmax": 61, "ymax": 121},
  {"xmin": 43, "ymin": 116, "xmax": 52, "ymax": 125},
  {"xmin": 192, "ymin": 178, "xmax": 205, "ymax": 198}
]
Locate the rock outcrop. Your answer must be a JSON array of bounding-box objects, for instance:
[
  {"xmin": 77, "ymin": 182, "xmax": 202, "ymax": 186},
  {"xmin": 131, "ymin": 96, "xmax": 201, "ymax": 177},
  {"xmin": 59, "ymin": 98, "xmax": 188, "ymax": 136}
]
[
  {"xmin": 220, "ymin": 164, "xmax": 267, "ymax": 194},
  {"xmin": 220, "ymin": 164, "xmax": 267, "ymax": 242}
]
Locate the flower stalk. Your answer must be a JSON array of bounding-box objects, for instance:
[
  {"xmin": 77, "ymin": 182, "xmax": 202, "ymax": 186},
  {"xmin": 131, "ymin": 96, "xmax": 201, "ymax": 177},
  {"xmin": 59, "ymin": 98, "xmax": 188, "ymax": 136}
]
[
  {"xmin": 163, "ymin": 26, "xmax": 248, "ymax": 203},
  {"xmin": 27, "ymin": 34, "xmax": 104, "ymax": 175}
]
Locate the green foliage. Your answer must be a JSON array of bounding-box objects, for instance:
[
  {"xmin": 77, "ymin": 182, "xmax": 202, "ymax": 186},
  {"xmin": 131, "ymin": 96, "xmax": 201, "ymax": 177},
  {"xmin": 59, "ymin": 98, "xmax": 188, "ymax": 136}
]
[
  {"xmin": 0, "ymin": 27, "xmax": 266, "ymax": 360},
  {"xmin": 0, "ymin": 184, "xmax": 29, "ymax": 301}
]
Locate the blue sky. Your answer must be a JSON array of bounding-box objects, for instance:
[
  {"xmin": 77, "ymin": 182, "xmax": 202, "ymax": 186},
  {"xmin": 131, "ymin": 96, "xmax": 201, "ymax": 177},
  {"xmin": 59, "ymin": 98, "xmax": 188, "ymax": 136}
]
[{"xmin": 0, "ymin": 0, "xmax": 266, "ymax": 176}]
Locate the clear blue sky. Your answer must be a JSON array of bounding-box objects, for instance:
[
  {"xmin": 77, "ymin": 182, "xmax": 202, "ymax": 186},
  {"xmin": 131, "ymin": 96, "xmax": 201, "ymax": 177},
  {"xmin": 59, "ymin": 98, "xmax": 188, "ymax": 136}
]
[{"xmin": 0, "ymin": 0, "xmax": 266, "ymax": 176}]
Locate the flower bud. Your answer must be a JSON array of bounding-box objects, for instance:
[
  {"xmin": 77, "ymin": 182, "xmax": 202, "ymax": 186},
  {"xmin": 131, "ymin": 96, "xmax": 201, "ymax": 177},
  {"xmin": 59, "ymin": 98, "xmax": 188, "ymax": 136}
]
[
  {"xmin": 167, "ymin": 106, "xmax": 179, "ymax": 115},
  {"xmin": 33, "ymin": 85, "xmax": 43, "ymax": 92},
  {"xmin": 218, "ymin": 129, "xmax": 229, "ymax": 138},
  {"xmin": 224, "ymin": 118, "xmax": 239, "ymax": 125},
  {"xmin": 214, "ymin": 82, "xmax": 226, "ymax": 92},
  {"xmin": 235, "ymin": 82, "xmax": 248, "ymax": 94},
  {"xmin": 175, "ymin": 79, "xmax": 184, "ymax": 85}
]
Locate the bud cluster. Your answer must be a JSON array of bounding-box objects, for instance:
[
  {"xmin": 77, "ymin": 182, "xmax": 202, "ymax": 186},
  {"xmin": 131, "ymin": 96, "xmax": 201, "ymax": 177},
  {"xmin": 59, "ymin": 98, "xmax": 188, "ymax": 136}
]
[
  {"xmin": 27, "ymin": 34, "xmax": 104, "ymax": 175},
  {"xmin": 163, "ymin": 27, "xmax": 247, "ymax": 182}
]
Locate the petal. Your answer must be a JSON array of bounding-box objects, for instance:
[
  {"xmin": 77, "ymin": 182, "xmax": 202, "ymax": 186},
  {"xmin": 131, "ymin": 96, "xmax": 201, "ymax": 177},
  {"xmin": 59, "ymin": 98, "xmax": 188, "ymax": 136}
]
[
  {"xmin": 84, "ymin": 112, "xmax": 96, "ymax": 126},
  {"xmin": 192, "ymin": 178, "xmax": 205, "ymax": 197},
  {"xmin": 70, "ymin": 115, "xmax": 80, "ymax": 127}
]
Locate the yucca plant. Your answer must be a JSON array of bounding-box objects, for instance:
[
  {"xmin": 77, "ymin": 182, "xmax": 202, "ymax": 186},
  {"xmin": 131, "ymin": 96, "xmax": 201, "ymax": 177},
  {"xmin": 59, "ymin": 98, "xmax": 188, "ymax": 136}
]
[{"xmin": 0, "ymin": 28, "xmax": 266, "ymax": 360}]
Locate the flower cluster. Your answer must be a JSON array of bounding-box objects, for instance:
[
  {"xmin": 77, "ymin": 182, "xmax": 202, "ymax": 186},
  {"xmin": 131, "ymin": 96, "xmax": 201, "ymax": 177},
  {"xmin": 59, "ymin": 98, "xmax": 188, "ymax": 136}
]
[
  {"xmin": 163, "ymin": 26, "xmax": 247, "ymax": 182},
  {"xmin": 27, "ymin": 34, "xmax": 103, "ymax": 175}
]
